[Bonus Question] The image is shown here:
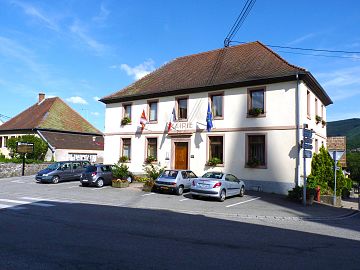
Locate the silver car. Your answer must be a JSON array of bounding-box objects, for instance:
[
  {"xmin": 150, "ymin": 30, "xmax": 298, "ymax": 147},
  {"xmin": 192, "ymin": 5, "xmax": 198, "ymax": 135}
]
[
  {"xmin": 154, "ymin": 170, "xmax": 198, "ymax": 195},
  {"xmin": 190, "ymin": 171, "xmax": 245, "ymax": 202}
]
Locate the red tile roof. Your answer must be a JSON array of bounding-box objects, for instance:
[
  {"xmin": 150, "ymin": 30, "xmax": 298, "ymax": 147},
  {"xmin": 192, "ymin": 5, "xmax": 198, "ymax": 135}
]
[
  {"xmin": 101, "ymin": 41, "xmax": 332, "ymax": 105},
  {"xmin": 0, "ymin": 97, "xmax": 102, "ymax": 135}
]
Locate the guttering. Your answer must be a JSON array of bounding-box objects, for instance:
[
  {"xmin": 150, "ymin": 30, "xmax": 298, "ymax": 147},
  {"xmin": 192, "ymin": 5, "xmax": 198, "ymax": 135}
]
[{"xmin": 36, "ymin": 129, "xmax": 56, "ymax": 153}]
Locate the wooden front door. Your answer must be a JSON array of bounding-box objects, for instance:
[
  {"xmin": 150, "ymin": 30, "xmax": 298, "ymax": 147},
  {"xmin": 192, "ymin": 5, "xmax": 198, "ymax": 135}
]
[{"xmin": 174, "ymin": 142, "xmax": 189, "ymax": 170}]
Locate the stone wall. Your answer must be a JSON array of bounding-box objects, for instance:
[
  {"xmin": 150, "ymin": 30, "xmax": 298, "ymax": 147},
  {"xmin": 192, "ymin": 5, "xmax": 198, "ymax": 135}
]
[{"xmin": 0, "ymin": 163, "xmax": 50, "ymax": 178}]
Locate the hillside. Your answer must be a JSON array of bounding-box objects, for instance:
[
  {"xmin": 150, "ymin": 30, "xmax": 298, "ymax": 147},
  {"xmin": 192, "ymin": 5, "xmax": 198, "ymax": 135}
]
[{"xmin": 327, "ymin": 118, "xmax": 360, "ymax": 150}]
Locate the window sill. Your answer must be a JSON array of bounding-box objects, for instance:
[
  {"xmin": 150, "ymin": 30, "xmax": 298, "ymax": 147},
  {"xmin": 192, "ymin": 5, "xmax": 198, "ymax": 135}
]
[
  {"xmin": 213, "ymin": 117, "xmax": 224, "ymax": 120},
  {"xmin": 175, "ymin": 119, "xmax": 188, "ymax": 122},
  {"xmin": 247, "ymin": 113, "xmax": 266, "ymax": 118},
  {"xmin": 205, "ymin": 163, "xmax": 224, "ymax": 167},
  {"xmin": 245, "ymin": 165, "xmax": 267, "ymax": 169},
  {"xmin": 144, "ymin": 161, "xmax": 158, "ymax": 165},
  {"xmin": 148, "ymin": 121, "xmax": 158, "ymax": 124}
]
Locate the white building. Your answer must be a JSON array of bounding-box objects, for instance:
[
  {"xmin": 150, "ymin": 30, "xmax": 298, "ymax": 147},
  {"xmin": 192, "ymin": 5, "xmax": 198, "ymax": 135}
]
[{"xmin": 101, "ymin": 41, "xmax": 332, "ymax": 194}]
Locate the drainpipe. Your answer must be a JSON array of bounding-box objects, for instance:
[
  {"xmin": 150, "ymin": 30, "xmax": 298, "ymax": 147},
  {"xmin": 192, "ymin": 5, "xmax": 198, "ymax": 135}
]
[
  {"xmin": 36, "ymin": 130, "xmax": 56, "ymax": 160},
  {"xmin": 295, "ymin": 72, "xmax": 301, "ymax": 186}
]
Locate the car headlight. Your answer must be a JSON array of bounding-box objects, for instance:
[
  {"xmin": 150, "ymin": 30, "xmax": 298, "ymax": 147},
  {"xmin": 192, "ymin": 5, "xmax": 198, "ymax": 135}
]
[{"xmin": 42, "ymin": 173, "xmax": 48, "ymax": 176}]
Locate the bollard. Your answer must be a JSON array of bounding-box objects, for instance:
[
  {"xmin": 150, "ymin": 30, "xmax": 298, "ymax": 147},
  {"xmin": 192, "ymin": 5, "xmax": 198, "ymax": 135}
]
[{"xmin": 315, "ymin": 186, "xmax": 321, "ymax": 202}]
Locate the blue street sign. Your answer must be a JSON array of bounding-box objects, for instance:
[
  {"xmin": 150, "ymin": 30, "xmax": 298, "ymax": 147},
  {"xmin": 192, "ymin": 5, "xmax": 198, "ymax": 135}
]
[
  {"xmin": 303, "ymin": 138, "xmax": 312, "ymax": 144},
  {"xmin": 303, "ymin": 144, "xmax": 313, "ymax": 150},
  {"xmin": 303, "ymin": 129, "xmax": 313, "ymax": 138},
  {"xmin": 304, "ymin": 150, "xmax": 312, "ymax": 158}
]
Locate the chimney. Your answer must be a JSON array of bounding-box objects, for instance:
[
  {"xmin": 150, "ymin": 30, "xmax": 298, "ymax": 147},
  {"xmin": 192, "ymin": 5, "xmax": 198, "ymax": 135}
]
[{"xmin": 38, "ymin": 93, "xmax": 45, "ymax": 104}]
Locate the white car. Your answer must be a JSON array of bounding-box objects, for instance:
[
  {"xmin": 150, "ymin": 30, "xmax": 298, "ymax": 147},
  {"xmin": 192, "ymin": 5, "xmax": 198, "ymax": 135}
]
[{"xmin": 190, "ymin": 171, "xmax": 245, "ymax": 202}]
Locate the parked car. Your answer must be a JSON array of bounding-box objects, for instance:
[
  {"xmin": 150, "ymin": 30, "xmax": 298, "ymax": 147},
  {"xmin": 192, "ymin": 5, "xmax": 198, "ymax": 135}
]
[
  {"xmin": 80, "ymin": 164, "xmax": 113, "ymax": 188},
  {"xmin": 154, "ymin": 170, "xmax": 198, "ymax": 195},
  {"xmin": 36, "ymin": 161, "xmax": 90, "ymax": 184},
  {"xmin": 190, "ymin": 171, "xmax": 245, "ymax": 202}
]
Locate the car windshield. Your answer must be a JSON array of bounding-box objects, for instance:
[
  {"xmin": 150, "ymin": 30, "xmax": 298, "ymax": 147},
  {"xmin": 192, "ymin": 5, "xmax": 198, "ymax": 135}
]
[
  {"xmin": 202, "ymin": 172, "xmax": 223, "ymax": 179},
  {"xmin": 160, "ymin": 170, "xmax": 178, "ymax": 179},
  {"xmin": 85, "ymin": 166, "xmax": 97, "ymax": 173},
  {"xmin": 46, "ymin": 162, "xmax": 60, "ymax": 171}
]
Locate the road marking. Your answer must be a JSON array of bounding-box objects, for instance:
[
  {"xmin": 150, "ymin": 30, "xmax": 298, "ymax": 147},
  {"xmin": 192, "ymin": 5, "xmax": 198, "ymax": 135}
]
[
  {"xmin": 225, "ymin": 197, "xmax": 261, "ymax": 208},
  {"xmin": 20, "ymin": 197, "xmax": 72, "ymax": 203},
  {"xmin": 0, "ymin": 203, "xmax": 27, "ymax": 210},
  {"xmin": 0, "ymin": 199, "xmax": 55, "ymax": 207},
  {"xmin": 141, "ymin": 193, "xmax": 156, "ymax": 197},
  {"xmin": 68, "ymin": 185, "xmax": 79, "ymax": 189},
  {"xmin": 179, "ymin": 198, "xmax": 189, "ymax": 202},
  {"xmin": 11, "ymin": 180, "xmax": 25, "ymax": 183}
]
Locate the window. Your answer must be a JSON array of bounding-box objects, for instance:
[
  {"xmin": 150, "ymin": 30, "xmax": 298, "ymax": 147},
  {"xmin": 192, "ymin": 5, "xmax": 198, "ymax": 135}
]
[
  {"xmin": 148, "ymin": 101, "xmax": 158, "ymax": 122},
  {"xmin": 188, "ymin": 171, "xmax": 197, "ymax": 178},
  {"xmin": 225, "ymin": 174, "xmax": 237, "ymax": 182},
  {"xmin": 307, "ymin": 90, "xmax": 311, "ymax": 118},
  {"xmin": 122, "ymin": 138, "xmax": 131, "ymax": 160},
  {"xmin": 101, "ymin": 166, "xmax": 111, "ymax": 172},
  {"xmin": 3, "ymin": 136, "xmax": 8, "ymax": 147},
  {"xmin": 72, "ymin": 162, "xmax": 81, "ymax": 170},
  {"xmin": 60, "ymin": 162, "xmax": 72, "ymax": 171},
  {"xmin": 315, "ymin": 98, "xmax": 318, "ymax": 116},
  {"xmin": 209, "ymin": 136, "xmax": 224, "ymax": 163},
  {"xmin": 321, "ymin": 105, "xmax": 324, "ymax": 118},
  {"xmin": 248, "ymin": 88, "xmax": 265, "ymax": 116},
  {"xmin": 177, "ymin": 98, "xmax": 188, "ymax": 120},
  {"xmin": 210, "ymin": 94, "xmax": 223, "ymax": 118},
  {"xmin": 147, "ymin": 138, "xmax": 157, "ymax": 160},
  {"xmin": 247, "ymin": 135, "xmax": 266, "ymax": 167},
  {"xmin": 0, "ymin": 137, "xmax": 2, "ymax": 148},
  {"xmin": 123, "ymin": 104, "xmax": 132, "ymax": 120}
]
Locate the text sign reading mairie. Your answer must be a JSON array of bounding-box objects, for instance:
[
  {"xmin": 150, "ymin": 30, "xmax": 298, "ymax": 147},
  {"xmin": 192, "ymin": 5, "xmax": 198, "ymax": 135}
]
[{"xmin": 16, "ymin": 142, "xmax": 34, "ymax": 154}]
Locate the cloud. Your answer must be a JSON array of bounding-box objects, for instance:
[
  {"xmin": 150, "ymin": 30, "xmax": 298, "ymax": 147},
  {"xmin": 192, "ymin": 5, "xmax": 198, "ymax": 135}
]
[
  {"xmin": 91, "ymin": 112, "xmax": 100, "ymax": 117},
  {"xmin": 288, "ymin": 33, "xmax": 316, "ymax": 46},
  {"xmin": 93, "ymin": 96, "xmax": 100, "ymax": 102},
  {"xmin": 11, "ymin": 0, "xmax": 59, "ymax": 31},
  {"xmin": 120, "ymin": 59, "xmax": 155, "ymax": 80},
  {"xmin": 66, "ymin": 96, "xmax": 88, "ymax": 105},
  {"xmin": 93, "ymin": 4, "xmax": 110, "ymax": 23},
  {"xmin": 70, "ymin": 20, "xmax": 106, "ymax": 54},
  {"xmin": 315, "ymin": 66, "xmax": 360, "ymax": 101}
]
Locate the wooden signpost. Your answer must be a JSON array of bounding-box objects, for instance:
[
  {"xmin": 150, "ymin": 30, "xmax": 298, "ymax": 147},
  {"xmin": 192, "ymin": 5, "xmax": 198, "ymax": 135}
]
[{"xmin": 16, "ymin": 142, "xmax": 34, "ymax": 176}]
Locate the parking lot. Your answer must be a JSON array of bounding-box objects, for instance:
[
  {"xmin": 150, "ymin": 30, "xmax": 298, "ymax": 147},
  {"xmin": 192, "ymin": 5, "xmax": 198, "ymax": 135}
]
[{"xmin": 0, "ymin": 175, "xmax": 357, "ymax": 221}]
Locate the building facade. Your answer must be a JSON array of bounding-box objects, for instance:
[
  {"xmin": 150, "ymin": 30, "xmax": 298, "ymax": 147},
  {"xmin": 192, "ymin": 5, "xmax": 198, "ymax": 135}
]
[{"xmin": 101, "ymin": 42, "xmax": 332, "ymax": 194}]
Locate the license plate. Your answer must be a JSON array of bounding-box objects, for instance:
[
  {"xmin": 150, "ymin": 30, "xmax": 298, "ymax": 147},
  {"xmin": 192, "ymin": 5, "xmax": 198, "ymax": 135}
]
[
  {"xmin": 198, "ymin": 183, "xmax": 209, "ymax": 188},
  {"xmin": 82, "ymin": 179, "xmax": 88, "ymax": 182},
  {"xmin": 161, "ymin": 186, "xmax": 169, "ymax": 190}
]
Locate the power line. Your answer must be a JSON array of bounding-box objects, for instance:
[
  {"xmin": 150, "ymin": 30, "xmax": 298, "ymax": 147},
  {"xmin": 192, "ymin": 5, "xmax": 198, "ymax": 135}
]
[
  {"xmin": 0, "ymin": 114, "xmax": 11, "ymax": 119},
  {"xmin": 230, "ymin": 40, "xmax": 360, "ymax": 55},
  {"xmin": 224, "ymin": 0, "xmax": 256, "ymax": 47},
  {"xmin": 276, "ymin": 50, "xmax": 360, "ymax": 60}
]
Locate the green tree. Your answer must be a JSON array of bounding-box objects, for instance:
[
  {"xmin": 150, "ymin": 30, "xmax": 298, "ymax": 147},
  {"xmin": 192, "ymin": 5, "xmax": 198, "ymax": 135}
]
[
  {"xmin": 347, "ymin": 152, "xmax": 360, "ymax": 182},
  {"xmin": 7, "ymin": 135, "xmax": 48, "ymax": 161}
]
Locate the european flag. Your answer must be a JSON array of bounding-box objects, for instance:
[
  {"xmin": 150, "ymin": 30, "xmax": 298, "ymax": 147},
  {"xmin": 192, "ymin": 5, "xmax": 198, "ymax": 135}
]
[{"xmin": 206, "ymin": 102, "xmax": 213, "ymax": 132}]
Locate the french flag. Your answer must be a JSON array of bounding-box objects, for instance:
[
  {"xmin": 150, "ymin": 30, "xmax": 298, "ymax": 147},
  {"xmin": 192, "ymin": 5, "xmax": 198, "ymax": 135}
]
[
  {"xmin": 140, "ymin": 109, "xmax": 147, "ymax": 130},
  {"xmin": 167, "ymin": 107, "xmax": 176, "ymax": 132}
]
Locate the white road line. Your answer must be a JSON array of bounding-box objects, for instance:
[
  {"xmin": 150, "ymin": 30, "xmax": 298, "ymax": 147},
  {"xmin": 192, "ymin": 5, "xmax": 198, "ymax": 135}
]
[
  {"xmin": 0, "ymin": 199, "xmax": 55, "ymax": 207},
  {"xmin": 68, "ymin": 185, "xmax": 79, "ymax": 189},
  {"xmin": 179, "ymin": 198, "xmax": 189, "ymax": 202},
  {"xmin": 11, "ymin": 180, "xmax": 25, "ymax": 183},
  {"xmin": 225, "ymin": 197, "xmax": 261, "ymax": 208},
  {"xmin": 20, "ymin": 197, "xmax": 73, "ymax": 203},
  {"xmin": 141, "ymin": 193, "xmax": 156, "ymax": 197},
  {"xmin": 0, "ymin": 203, "xmax": 27, "ymax": 210}
]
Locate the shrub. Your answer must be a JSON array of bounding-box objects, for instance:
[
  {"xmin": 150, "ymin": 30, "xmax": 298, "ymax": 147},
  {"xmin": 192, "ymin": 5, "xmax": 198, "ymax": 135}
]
[
  {"xmin": 288, "ymin": 186, "xmax": 302, "ymax": 201},
  {"xmin": 143, "ymin": 163, "xmax": 165, "ymax": 181},
  {"xmin": 248, "ymin": 108, "xmax": 263, "ymax": 116},
  {"xmin": 315, "ymin": 115, "xmax": 322, "ymax": 123},
  {"xmin": 145, "ymin": 155, "xmax": 156, "ymax": 164},
  {"xmin": 112, "ymin": 163, "xmax": 130, "ymax": 180},
  {"xmin": 207, "ymin": 157, "xmax": 222, "ymax": 166},
  {"xmin": 119, "ymin": 156, "xmax": 129, "ymax": 163}
]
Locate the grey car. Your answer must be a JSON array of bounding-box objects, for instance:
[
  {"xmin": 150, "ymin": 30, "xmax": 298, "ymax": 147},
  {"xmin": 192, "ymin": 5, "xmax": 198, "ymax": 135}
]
[
  {"xmin": 190, "ymin": 171, "xmax": 245, "ymax": 202},
  {"xmin": 154, "ymin": 170, "xmax": 198, "ymax": 195},
  {"xmin": 36, "ymin": 161, "xmax": 90, "ymax": 184},
  {"xmin": 80, "ymin": 164, "xmax": 113, "ymax": 188}
]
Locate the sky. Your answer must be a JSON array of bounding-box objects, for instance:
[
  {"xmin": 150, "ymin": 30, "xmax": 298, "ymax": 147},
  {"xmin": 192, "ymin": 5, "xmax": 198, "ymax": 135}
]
[{"xmin": 0, "ymin": 0, "xmax": 359, "ymax": 131}]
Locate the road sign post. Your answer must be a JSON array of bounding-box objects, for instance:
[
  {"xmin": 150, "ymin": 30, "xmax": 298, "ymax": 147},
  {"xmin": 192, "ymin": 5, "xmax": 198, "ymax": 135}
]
[
  {"xmin": 328, "ymin": 150, "xmax": 345, "ymax": 206},
  {"xmin": 302, "ymin": 125, "xmax": 313, "ymax": 206}
]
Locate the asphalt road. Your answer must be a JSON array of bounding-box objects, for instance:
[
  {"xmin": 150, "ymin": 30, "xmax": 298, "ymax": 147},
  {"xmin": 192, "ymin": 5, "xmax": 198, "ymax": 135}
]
[{"xmin": 0, "ymin": 175, "xmax": 359, "ymax": 270}]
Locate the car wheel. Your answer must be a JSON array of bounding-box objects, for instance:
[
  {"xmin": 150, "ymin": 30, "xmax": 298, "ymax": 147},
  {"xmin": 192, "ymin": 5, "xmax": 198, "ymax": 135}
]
[
  {"xmin": 176, "ymin": 185, "xmax": 184, "ymax": 196},
  {"xmin": 96, "ymin": 179, "xmax": 104, "ymax": 188},
  {"xmin": 218, "ymin": 189, "xmax": 226, "ymax": 202},
  {"xmin": 239, "ymin": 186, "xmax": 245, "ymax": 197},
  {"xmin": 52, "ymin": 176, "xmax": 59, "ymax": 184}
]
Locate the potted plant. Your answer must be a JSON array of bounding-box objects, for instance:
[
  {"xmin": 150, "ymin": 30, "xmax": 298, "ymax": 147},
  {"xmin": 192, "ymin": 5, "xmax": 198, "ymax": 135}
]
[
  {"xmin": 248, "ymin": 108, "xmax": 263, "ymax": 117},
  {"xmin": 119, "ymin": 156, "xmax": 129, "ymax": 163},
  {"xmin": 142, "ymin": 163, "xmax": 165, "ymax": 192},
  {"xmin": 145, "ymin": 155, "xmax": 156, "ymax": 164},
  {"xmin": 247, "ymin": 158, "xmax": 261, "ymax": 168},
  {"xmin": 121, "ymin": 116, "xmax": 131, "ymax": 126},
  {"xmin": 315, "ymin": 115, "xmax": 322, "ymax": 124},
  {"xmin": 112, "ymin": 163, "xmax": 131, "ymax": 188},
  {"xmin": 206, "ymin": 157, "xmax": 222, "ymax": 166},
  {"xmin": 321, "ymin": 119, "xmax": 326, "ymax": 127}
]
